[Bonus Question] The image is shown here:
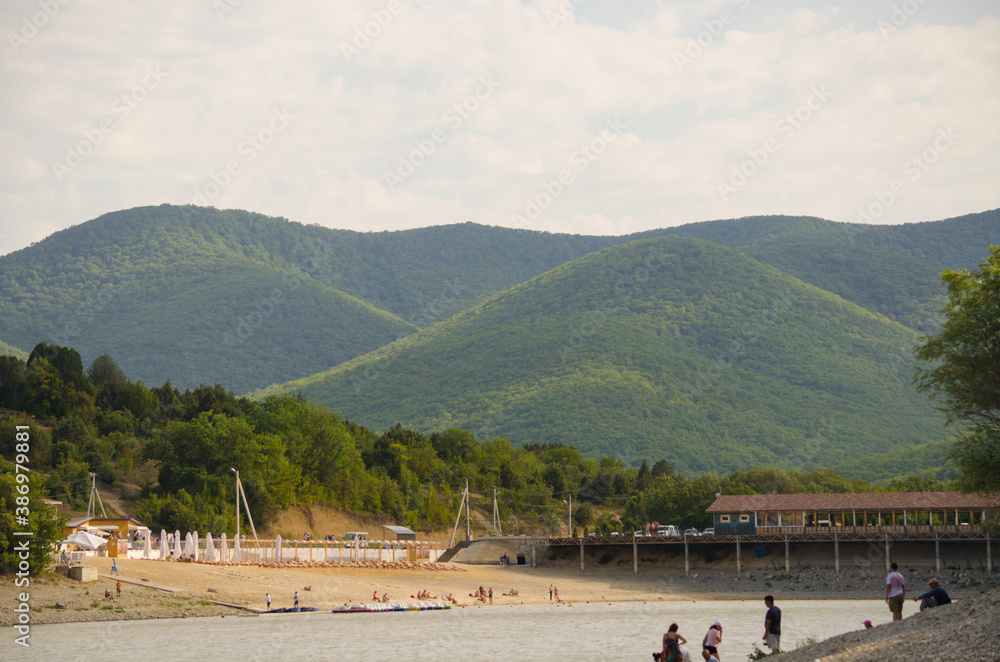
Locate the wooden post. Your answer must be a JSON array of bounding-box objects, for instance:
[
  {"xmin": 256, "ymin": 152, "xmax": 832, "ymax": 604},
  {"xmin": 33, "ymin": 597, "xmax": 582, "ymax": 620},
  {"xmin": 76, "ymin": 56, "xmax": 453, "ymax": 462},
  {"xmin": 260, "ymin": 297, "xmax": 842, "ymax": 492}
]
[
  {"xmin": 633, "ymin": 540, "xmax": 638, "ymax": 575},
  {"xmin": 935, "ymin": 536, "xmax": 940, "ymax": 573},
  {"xmin": 684, "ymin": 539, "xmax": 690, "ymax": 577},
  {"xmin": 885, "ymin": 534, "xmax": 891, "ymax": 572},
  {"xmin": 784, "ymin": 537, "xmax": 790, "ymax": 573},
  {"xmin": 736, "ymin": 538, "xmax": 741, "ymax": 576},
  {"xmin": 580, "ymin": 540, "xmax": 585, "ymax": 572},
  {"xmin": 988, "ymin": 534, "xmax": 992, "ymax": 576},
  {"xmin": 834, "ymin": 536, "xmax": 840, "ymax": 574}
]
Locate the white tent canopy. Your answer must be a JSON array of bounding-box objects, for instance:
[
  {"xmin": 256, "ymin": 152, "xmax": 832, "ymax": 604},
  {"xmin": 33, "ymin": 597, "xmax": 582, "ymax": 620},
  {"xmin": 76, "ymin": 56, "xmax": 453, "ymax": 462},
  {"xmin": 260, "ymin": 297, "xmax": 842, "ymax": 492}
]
[{"xmin": 64, "ymin": 530, "xmax": 107, "ymax": 549}]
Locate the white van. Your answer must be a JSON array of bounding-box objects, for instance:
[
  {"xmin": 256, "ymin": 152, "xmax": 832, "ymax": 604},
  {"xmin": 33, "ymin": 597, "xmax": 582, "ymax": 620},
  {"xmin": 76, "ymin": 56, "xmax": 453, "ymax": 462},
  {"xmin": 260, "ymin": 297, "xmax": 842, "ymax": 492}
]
[{"xmin": 657, "ymin": 525, "xmax": 679, "ymax": 537}]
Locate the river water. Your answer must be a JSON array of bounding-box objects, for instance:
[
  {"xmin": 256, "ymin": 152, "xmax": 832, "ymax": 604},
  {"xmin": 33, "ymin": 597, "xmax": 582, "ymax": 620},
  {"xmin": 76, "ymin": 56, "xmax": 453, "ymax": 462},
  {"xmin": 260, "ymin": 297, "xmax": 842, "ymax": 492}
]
[{"xmin": 7, "ymin": 599, "xmax": 886, "ymax": 661}]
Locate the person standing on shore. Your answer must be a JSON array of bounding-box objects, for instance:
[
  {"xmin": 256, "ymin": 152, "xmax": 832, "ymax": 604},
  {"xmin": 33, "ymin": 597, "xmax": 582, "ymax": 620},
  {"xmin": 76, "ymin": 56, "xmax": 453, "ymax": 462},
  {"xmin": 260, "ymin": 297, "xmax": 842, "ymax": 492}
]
[
  {"xmin": 701, "ymin": 622, "xmax": 722, "ymax": 661},
  {"xmin": 266, "ymin": 593, "xmax": 271, "ymax": 610},
  {"xmin": 885, "ymin": 562, "xmax": 905, "ymax": 621},
  {"xmin": 116, "ymin": 580, "xmax": 122, "ymax": 599},
  {"xmin": 294, "ymin": 591, "xmax": 300, "ymax": 608},
  {"xmin": 111, "ymin": 559, "xmax": 119, "ymax": 575},
  {"xmin": 763, "ymin": 595, "xmax": 781, "ymax": 653},
  {"xmin": 488, "ymin": 587, "xmax": 493, "ymax": 604},
  {"xmin": 549, "ymin": 584, "xmax": 553, "ymax": 600},
  {"xmin": 661, "ymin": 622, "xmax": 689, "ymax": 662}
]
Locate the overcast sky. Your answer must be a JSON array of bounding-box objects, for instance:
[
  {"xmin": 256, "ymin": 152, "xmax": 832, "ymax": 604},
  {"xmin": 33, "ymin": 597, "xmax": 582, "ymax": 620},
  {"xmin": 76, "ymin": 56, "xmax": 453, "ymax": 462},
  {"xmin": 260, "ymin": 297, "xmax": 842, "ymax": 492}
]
[{"xmin": 1, "ymin": 0, "xmax": 998, "ymax": 255}]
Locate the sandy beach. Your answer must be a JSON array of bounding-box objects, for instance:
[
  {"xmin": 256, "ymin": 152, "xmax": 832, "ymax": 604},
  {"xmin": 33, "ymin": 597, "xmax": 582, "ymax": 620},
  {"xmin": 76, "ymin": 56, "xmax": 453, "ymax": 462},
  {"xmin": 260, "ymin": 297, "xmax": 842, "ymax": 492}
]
[{"xmin": 6, "ymin": 551, "xmax": 998, "ymax": 627}]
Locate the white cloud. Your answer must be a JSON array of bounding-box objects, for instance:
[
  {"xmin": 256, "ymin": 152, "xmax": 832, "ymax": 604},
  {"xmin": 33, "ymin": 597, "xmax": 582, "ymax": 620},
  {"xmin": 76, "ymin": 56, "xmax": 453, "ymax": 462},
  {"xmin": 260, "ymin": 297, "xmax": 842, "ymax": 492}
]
[{"xmin": 0, "ymin": 1, "xmax": 998, "ymax": 255}]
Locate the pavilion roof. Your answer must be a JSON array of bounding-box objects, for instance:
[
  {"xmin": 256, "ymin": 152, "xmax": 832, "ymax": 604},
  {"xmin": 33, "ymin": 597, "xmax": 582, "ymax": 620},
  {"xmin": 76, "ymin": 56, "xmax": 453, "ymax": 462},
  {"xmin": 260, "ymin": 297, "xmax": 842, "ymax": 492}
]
[{"xmin": 705, "ymin": 492, "xmax": 1000, "ymax": 514}]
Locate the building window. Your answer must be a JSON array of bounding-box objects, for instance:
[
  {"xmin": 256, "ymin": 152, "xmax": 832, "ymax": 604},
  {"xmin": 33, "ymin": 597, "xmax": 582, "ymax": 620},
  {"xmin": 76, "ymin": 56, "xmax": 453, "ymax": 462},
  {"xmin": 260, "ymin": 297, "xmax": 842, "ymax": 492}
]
[
  {"xmin": 739, "ymin": 514, "xmax": 750, "ymax": 523},
  {"xmin": 720, "ymin": 515, "xmax": 731, "ymax": 523}
]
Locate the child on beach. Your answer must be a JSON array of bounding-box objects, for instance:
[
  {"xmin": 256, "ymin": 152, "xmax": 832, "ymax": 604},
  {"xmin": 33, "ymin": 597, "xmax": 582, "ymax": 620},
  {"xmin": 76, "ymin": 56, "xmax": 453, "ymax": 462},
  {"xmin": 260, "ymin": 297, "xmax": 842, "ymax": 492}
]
[{"xmin": 701, "ymin": 622, "xmax": 722, "ymax": 661}]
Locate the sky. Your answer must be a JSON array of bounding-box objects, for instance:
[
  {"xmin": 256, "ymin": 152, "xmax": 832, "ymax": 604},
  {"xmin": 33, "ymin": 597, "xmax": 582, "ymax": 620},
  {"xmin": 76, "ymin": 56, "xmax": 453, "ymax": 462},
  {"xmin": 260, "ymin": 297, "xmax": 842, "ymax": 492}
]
[{"xmin": 1, "ymin": 0, "xmax": 998, "ymax": 256}]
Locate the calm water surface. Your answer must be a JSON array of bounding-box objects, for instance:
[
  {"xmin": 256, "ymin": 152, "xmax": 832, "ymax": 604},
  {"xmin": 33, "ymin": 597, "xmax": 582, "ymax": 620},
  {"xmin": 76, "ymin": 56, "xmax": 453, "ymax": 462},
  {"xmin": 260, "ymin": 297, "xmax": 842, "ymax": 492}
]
[{"xmin": 7, "ymin": 599, "xmax": 888, "ymax": 661}]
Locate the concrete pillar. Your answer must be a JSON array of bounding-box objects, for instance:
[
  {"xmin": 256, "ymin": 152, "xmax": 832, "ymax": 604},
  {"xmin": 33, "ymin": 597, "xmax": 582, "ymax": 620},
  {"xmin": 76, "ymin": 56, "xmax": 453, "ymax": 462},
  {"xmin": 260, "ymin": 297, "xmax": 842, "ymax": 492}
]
[
  {"xmin": 834, "ymin": 536, "xmax": 840, "ymax": 574},
  {"xmin": 633, "ymin": 540, "xmax": 638, "ymax": 575},
  {"xmin": 935, "ymin": 536, "xmax": 940, "ymax": 573},
  {"xmin": 885, "ymin": 534, "xmax": 891, "ymax": 572},
  {"xmin": 784, "ymin": 537, "xmax": 790, "ymax": 573},
  {"xmin": 684, "ymin": 539, "xmax": 690, "ymax": 577},
  {"xmin": 580, "ymin": 540, "xmax": 585, "ymax": 572},
  {"xmin": 736, "ymin": 538, "xmax": 741, "ymax": 575}
]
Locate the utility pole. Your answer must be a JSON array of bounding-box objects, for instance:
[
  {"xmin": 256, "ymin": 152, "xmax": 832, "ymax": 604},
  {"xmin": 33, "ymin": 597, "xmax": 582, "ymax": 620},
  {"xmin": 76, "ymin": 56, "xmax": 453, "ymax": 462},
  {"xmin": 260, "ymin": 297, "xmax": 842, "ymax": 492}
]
[
  {"xmin": 568, "ymin": 493, "xmax": 573, "ymax": 538},
  {"xmin": 492, "ymin": 486, "xmax": 503, "ymax": 536},
  {"xmin": 448, "ymin": 480, "xmax": 471, "ymax": 548},
  {"xmin": 465, "ymin": 478, "xmax": 471, "ymax": 541},
  {"xmin": 87, "ymin": 473, "xmax": 107, "ymax": 519},
  {"xmin": 231, "ymin": 468, "xmax": 240, "ymax": 542}
]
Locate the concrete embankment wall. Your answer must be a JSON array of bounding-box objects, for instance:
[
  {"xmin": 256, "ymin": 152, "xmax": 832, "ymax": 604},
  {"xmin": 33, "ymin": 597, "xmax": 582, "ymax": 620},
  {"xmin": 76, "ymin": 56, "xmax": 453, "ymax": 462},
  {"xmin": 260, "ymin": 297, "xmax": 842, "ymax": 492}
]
[{"xmin": 447, "ymin": 539, "xmax": 543, "ymax": 565}]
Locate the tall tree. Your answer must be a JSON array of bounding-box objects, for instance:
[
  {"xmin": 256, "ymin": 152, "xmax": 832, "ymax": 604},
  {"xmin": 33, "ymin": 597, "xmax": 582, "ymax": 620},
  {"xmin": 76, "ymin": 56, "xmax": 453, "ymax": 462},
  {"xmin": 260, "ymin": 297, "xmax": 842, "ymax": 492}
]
[{"xmin": 914, "ymin": 246, "xmax": 1000, "ymax": 494}]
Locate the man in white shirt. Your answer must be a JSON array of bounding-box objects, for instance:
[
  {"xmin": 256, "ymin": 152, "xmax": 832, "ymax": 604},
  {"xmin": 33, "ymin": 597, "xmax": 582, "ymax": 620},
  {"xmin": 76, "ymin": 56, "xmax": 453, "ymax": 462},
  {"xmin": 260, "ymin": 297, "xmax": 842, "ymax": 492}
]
[{"xmin": 884, "ymin": 562, "xmax": 905, "ymax": 621}]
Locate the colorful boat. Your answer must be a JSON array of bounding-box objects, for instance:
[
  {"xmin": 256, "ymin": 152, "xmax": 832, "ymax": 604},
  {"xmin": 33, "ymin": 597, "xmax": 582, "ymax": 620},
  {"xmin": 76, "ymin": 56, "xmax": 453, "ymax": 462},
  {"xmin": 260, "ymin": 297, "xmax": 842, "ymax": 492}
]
[{"xmin": 331, "ymin": 601, "xmax": 451, "ymax": 614}]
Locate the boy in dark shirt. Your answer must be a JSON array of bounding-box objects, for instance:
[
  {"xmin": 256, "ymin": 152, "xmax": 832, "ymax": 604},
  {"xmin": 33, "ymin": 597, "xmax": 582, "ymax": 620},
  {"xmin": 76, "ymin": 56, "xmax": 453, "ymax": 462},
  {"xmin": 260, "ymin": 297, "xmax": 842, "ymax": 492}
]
[{"xmin": 763, "ymin": 595, "xmax": 781, "ymax": 653}]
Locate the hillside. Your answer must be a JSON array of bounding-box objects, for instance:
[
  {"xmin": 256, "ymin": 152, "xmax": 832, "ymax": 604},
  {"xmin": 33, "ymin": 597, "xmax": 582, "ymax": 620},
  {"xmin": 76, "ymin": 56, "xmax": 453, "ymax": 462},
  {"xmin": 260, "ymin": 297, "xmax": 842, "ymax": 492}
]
[
  {"xmin": 0, "ymin": 338, "xmax": 27, "ymax": 360},
  {"xmin": 1, "ymin": 204, "xmax": 995, "ymax": 393},
  {"xmin": 0, "ymin": 206, "xmax": 416, "ymax": 392},
  {"xmin": 256, "ymin": 236, "xmax": 948, "ymax": 473}
]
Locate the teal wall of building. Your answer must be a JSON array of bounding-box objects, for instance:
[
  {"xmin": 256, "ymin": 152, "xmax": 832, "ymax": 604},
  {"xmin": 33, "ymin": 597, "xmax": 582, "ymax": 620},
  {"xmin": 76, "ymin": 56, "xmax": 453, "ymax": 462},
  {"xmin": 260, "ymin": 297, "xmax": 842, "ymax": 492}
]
[{"xmin": 714, "ymin": 513, "xmax": 756, "ymax": 535}]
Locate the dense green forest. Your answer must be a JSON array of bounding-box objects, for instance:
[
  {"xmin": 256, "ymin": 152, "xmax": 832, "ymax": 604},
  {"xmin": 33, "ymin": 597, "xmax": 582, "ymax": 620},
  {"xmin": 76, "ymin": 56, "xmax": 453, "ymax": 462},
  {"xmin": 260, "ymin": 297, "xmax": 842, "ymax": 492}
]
[
  {"xmin": 258, "ymin": 236, "xmax": 949, "ymax": 472},
  {"xmin": 1, "ymin": 205, "xmax": 996, "ymax": 394},
  {"xmin": 0, "ymin": 341, "xmax": 950, "ymax": 574}
]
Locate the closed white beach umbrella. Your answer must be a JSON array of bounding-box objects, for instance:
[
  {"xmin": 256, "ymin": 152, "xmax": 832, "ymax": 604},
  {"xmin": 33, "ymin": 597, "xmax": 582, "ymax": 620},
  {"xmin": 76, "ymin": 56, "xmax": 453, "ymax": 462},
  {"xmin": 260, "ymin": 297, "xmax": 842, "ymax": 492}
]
[
  {"xmin": 192, "ymin": 531, "xmax": 200, "ymax": 561},
  {"xmin": 233, "ymin": 534, "xmax": 241, "ymax": 563},
  {"xmin": 219, "ymin": 533, "xmax": 228, "ymax": 562},
  {"xmin": 274, "ymin": 535, "xmax": 282, "ymax": 563},
  {"xmin": 143, "ymin": 534, "xmax": 152, "ymax": 559},
  {"xmin": 205, "ymin": 533, "xmax": 216, "ymax": 562},
  {"xmin": 173, "ymin": 530, "xmax": 182, "ymax": 559},
  {"xmin": 160, "ymin": 529, "xmax": 168, "ymax": 559},
  {"xmin": 184, "ymin": 532, "xmax": 193, "ymax": 558}
]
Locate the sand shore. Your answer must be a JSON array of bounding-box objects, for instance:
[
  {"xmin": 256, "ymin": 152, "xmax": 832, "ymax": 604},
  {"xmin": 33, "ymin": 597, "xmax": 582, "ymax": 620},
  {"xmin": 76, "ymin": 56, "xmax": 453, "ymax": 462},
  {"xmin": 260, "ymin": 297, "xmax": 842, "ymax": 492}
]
[{"xmin": 4, "ymin": 555, "xmax": 997, "ymax": 627}]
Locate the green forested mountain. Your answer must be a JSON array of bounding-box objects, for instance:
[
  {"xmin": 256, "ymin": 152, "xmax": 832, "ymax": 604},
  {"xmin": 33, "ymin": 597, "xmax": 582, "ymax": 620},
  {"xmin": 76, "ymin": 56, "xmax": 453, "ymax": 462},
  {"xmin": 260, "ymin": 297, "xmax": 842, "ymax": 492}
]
[
  {"xmin": 655, "ymin": 210, "xmax": 999, "ymax": 332},
  {"xmin": 0, "ymin": 204, "xmax": 995, "ymax": 440},
  {"xmin": 0, "ymin": 338, "xmax": 27, "ymax": 360},
  {"xmin": 256, "ymin": 236, "xmax": 948, "ymax": 474},
  {"xmin": 0, "ymin": 206, "xmax": 417, "ymax": 392}
]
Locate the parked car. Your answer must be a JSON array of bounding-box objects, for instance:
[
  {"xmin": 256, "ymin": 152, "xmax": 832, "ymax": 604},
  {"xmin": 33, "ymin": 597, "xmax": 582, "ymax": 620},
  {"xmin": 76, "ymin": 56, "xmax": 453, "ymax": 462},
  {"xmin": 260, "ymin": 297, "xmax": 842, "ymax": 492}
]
[
  {"xmin": 701, "ymin": 527, "xmax": 715, "ymax": 536},
  {"xmin": 633, "ymin": 530, "xmax": 644, "ymax": 537},
  {"xmin": 657, "ymin": 525, "xmax": 680, "ymax": 537},
  {"xmin": 683, "ymin": 528, "xmax": 699, "ymax": 537}
]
